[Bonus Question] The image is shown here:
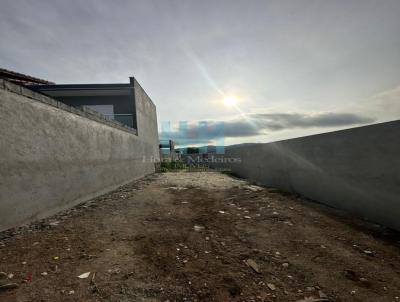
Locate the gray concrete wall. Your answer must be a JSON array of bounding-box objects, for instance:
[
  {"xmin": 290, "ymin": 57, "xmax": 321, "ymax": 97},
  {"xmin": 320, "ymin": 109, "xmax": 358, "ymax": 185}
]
[
  {"xmin": 0, "ymin": 79, "xmax": 159, "ymax": 231},
  {"xmin": 131, "ymin": 77, "xmax": 159, "ymax": 163},
  {"xmin": 219, "ymin": 121, "xmax": 400, "ymax": 231}
]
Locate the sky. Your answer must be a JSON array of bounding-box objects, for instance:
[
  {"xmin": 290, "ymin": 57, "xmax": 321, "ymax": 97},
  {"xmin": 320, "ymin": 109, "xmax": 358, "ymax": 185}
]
[{"xmin": 1, "ymin": 0, "xmax": 399, "ymax": 146}]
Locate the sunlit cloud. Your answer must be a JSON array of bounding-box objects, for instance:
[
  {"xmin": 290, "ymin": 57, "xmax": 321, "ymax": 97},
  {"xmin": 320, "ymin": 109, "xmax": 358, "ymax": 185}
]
[{"xmin": 159, "ymin": 111, "xmax": 376, "ymax": 146}]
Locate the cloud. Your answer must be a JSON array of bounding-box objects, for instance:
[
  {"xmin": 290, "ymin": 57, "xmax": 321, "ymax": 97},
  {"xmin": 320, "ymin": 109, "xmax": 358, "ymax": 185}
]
[
  {"xmin": 250, "ymin": 112, "xmax": 375, "ymax": 130},
  {"xmin": 367, "ymin": 85, "xmax": 400, "ymax": 120},
  {"xmin": 159, "ymin": 112, "xmax": 376, "ymax": 144},
  {"xmin": 343, "ymin": 84, "xmax": 400, "ymax": 124}
]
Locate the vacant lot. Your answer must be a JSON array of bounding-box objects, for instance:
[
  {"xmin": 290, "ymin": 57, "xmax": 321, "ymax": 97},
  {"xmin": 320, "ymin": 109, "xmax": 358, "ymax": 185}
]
[{"xmin": 0, "ymin": 172, "xmax": 400, "ymax": 302}]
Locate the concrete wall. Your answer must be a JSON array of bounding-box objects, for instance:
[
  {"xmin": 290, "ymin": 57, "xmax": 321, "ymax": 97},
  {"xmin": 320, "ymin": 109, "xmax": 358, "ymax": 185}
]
[
  {"xmin": 219, "ymin": 121, "xmax": 400, "ymax": 231},
  {"xmin": 131, "ymin": 77, "xmax": 159, "ymax": 162},
  {"xmin": 0, "ymin": 79, "xmax": 159, "ymax": 231}
]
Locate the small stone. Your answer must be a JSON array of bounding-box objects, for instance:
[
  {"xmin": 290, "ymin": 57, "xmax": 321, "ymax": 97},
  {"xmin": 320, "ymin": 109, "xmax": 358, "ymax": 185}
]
[
  {"xmin": 107, "ymin": 268, "xmax": 121, "ymax": 274},
  {"xmin": 306, "ymin": 286, "xmax": 315, "ymax": 292},
  {"xmin": 245, "ymin": 259, "xmax": 261, "ymax": 274},
  {"xmin": 77, "ymin": 272, "xmax": 90, "ymax": 279},
  {"xmin": 0, "ymin": 283, "xmax": 19, "ymax": 291},
  {"xmin": 296, "ymin": 297, "xmax": 329, "ymax": 302},
  {"xmin": 267, "ymin": 283, "xmax": 276, "ymax": 291},
  {"xmin": 194, "ymin": 225, "xmax": 205, "ymax": 232},
  {"xmin": 245, "ymin": 185, "xmax": 263, "ymax": 192},
  {"xmin": 41, "ymin": 272, "xmax": 48, "ymax": 276},
  {"xmin": 282, "ymin": 263, "xmax": 289, "ymax": 268},
  {"xmin": 319, "ymin": 290, "xmax": 328, "ymax": 299},
  {"xmin": 344, "ymin": 269, "xmax": 359, "ymax": 281},
  {"xmin": 244, "ymin": 216, "xmax": 251, "ymax": 219},
  {"xmin": 363, "ymin": 250, "xmax": 374, "ymax": 256}
]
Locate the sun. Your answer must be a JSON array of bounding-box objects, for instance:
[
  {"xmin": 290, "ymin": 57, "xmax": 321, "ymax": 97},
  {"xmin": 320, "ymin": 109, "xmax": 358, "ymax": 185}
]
[{"xmin": 222, "ymin": 96, "xmax": 238, "ymax": 107}]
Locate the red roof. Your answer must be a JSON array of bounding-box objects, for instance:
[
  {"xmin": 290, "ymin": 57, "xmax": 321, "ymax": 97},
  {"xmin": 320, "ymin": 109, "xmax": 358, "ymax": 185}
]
[{"xmin": 0, "ymin": 67, "xmax": 54, "ymax": 85}]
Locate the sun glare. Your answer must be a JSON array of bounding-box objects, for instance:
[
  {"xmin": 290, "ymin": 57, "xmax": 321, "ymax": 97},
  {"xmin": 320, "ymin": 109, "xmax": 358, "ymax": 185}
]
[{"xmin": 223, "ymin": 96, "xmax": 238, "ymax": 107}]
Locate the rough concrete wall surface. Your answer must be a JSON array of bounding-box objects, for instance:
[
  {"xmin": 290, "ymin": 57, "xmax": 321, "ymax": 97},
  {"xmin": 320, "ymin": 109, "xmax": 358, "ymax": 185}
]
[
  {"xmin": 0, "ymin": 80, "xmax": 159, "ymax": 231},
  {"xmin": 221, "ymin": 121, "xmax": 400, "ymax": 231},
  {"xmin": 132, "ymin": 78, "xmax": 160, "ymax": 163}
]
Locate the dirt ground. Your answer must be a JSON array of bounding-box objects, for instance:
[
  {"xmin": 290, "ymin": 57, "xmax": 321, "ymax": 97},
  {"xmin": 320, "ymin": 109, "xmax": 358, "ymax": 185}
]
[{"xmin": 1, "ymin": 172, "xmax": 400, "ymax": 302}]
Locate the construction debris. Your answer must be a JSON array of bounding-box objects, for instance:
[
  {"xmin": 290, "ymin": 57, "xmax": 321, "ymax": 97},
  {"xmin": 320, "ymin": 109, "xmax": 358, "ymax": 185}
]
[
  {"xmin": 0, "ymin": 283, "xmax": 18, "ymax": 291},
  {"xmin": 77, "ymin": 272, "xmax": 91, "ymax": 279},
  {"xmin": 193, "ymin": 225, "xmax": 205, "ymax": 232},
  {"xmin": 244, "ymin": 185, "xmax": 264, "ymax": 192}
]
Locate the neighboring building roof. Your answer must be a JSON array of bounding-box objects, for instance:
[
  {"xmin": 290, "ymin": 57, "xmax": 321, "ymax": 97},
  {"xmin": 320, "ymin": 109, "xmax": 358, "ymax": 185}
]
[
  {"xmin": 0, "ymin": 67, "xmax": 54, "ymax": 85},
  {"xmin": 27, "ymin": 83, "xmax": 133, "ymax": 97}
]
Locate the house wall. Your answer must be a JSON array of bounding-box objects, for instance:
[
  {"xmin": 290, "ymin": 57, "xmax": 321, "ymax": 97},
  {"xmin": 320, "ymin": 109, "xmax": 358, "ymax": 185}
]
[
  {"xmin": 0, "ymin": 79, "xmax": 159, "ymax": 231},
  {"xmin": 58, "ymin": 95, "xmax": 134, "ymax": 115},
  {"xmin": 217, "ymin": 121, "xmax": 400, "ymax": 231},
  {"xmin": 60, "ymin": 95, "xmax": 136, "ymax": 129}
]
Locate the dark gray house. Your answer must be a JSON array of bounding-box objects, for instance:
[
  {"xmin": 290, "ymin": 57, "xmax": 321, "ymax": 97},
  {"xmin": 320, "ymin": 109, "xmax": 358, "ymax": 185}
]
[{"xmin": 28, "ymin": 77, "xmax": 139, "ymax": 129}]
